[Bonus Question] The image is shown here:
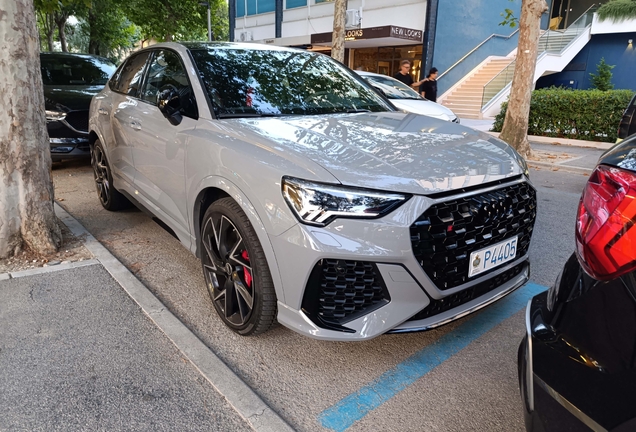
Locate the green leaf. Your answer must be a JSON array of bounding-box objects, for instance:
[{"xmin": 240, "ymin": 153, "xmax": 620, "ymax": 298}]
[{"xmin": 492, "ymin": 88, "xmax": 634, "ymax": 142}]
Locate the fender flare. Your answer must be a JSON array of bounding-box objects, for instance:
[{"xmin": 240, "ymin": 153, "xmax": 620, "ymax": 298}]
[{"xmin": 191, "ymin": 175, "xmax": 286, "ymax": 304}]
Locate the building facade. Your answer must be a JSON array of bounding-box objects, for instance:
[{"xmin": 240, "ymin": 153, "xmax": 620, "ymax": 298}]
[
  {"xmin": 537, "ymin": 14, "xmax": 636, "ymax": 92},
  {"xmin": 229, "ymin": 0, "xmax": 523, "ymax": 85},
  {"xmin": 229, "ymin": 0, "xmax": 635, "ymax": 110}
]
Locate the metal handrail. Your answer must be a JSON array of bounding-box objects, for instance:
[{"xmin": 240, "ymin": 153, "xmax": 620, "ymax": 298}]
[
  {"xmin": 481, "ymin": 52, "xmax": 548, "ymax": 113},
  {"xmin": 437, "ymin": 29, "xmax": 519, "ymax": 80},
  {"xmin": 480, "ymin": 3, "xmax": 598, "ymax": 109}
]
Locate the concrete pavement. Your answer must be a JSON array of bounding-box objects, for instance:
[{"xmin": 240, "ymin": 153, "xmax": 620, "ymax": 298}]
[
  {"xmin": 0, "ymin": 206, "xmax": 293, "ymax": 431},
  {"xmin": 0, "ymin": 262, "xmax": 250, "ymax": 431}
]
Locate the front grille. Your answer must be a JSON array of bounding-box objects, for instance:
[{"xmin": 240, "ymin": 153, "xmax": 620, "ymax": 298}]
[
  {"xmin": 64, "ymin": 111, "xmax": 89, "ymax": 132},
  {"xmin": 301, "ymin": 259, "xmax": 390, "ymax": 330},
  {"xmin": 407, "ymin": 261, "xmax": 527, "ymax": 322},
  {"xmin": 411, "ymin": 181, "xmax": 536, "ymax": 290}
]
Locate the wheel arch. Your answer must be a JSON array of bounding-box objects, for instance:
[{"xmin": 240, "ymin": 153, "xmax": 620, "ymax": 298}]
[
  {"xmin": 88, "ymin": 131, "xmax": 100, "ymax": 147},
  {"xmin": 192, "ymin": 178, "xmax": 285, "ymax": 304}
]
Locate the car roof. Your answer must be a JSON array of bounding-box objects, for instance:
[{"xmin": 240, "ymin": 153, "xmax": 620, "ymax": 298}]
[
  {"xmin": 141, "ymin": 41, "xmax": 308, "ymax": 55},
  {"xmin": 40, "ymin": 52, "xmax": 114, "ymax": 63}
]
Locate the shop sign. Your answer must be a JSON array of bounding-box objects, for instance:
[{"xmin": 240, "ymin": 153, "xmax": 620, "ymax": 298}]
[
  {"xmin": 390, "ymin": 26, "xmax": 423, "ymax": 42},
  {"xmin": 345, "ymin": 29, "xmax": 364, "ymax": 41},
  {"xmin": 311, "ymin": 25, "xmax": 423, "ymax": 44}
]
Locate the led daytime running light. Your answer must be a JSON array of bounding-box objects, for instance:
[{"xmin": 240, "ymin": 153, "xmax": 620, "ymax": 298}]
[{"xmin": 282, "ymin": 177, "xmax": 409, "ymax": 226}]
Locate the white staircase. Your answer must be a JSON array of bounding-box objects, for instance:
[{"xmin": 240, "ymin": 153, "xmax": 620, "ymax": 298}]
[
  {"xmin": 441, "ymin": 58, "xmax": 514, "ymax": 119},
  {"xmin": 439, "ymin": 5, "xmax": 598, "ymax": 120}
]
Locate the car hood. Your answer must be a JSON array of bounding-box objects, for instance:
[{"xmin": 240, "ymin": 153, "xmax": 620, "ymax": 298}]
[
  {"xmin": 227, "ymin": 112, "xmax": 526, "ymax": 195},
  {"xmin": 390, "ymin": 98, "xmax": 456, "ymax": 121},
  {"xmin": 43, "ymin": 85, "xmax": 104, "ymax": 112}
]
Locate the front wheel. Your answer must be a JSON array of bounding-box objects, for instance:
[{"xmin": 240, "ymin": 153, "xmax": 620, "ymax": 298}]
[
  {"xmin": 200, "ymin": 198, "xmax": 277, "ymax": 336},
  {"xmin": 91, "ymin": 140, "xmax": 130, "ymax": 211}
]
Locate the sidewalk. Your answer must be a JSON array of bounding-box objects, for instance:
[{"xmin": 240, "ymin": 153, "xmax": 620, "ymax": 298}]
[
  {"xmin": 0, "ymin": 206, "xmax": 293, "ymax": 432},
  {"xmin": 459, "ymin": 117, "xmax": 610, "ymax": 173},
  {"xmin": 460, "ymin": 118, "xmax": 615, "ymax": 151}
]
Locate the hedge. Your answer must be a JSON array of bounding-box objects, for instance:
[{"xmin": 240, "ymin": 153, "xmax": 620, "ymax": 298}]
[{"xmin": 491, "ymin": 88, "xmax": 635, "ymax": 142}]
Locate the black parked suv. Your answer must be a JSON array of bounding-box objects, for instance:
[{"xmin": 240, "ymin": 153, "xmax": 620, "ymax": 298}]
[
  {"xmin": 518, "ymin": 135, "xmax": 636, "ymax": 431},
  {"xmin": 617, "ymin": 93, "xmax": 636, "ymax": 143},
  {"xmin": 41, "ymin": 52, "xmax": 116, "ymax": 161}
]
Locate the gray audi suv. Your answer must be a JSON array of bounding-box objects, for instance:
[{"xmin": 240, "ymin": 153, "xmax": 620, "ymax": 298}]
[{"xmin": 88, "ymin": 42, "xmax": 536, "ymax": 340}]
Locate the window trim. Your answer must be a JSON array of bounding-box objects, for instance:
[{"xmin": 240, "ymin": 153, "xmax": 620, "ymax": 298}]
[
  {"xmin": 108, "ymin": 50, "xmax": 152, "ymax": 97},
  {"xmin": 138, "ymin": 48, "xmax": 200, "ymax": 121},
  {"xmin": 110, "ymin": 48, "xmax": 199, "ymax": 121}
]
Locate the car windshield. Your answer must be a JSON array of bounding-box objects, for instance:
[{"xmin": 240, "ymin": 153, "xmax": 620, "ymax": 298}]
[
  {"xmin": 41, "ymin": 55, "xmax": 117, "ymax": 86},
  {"xmin": 190, "ymin": 47, "xmax": 392, "ymax": 117},
  {"xmin": 363, "ymin": 75, "xmax": 423, "ymax": 100}
]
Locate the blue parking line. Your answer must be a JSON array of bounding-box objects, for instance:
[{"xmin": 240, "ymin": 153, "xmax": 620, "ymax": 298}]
[{"xmin": 318, "ymin": 282, "xmax": 547, "ymax": 432}]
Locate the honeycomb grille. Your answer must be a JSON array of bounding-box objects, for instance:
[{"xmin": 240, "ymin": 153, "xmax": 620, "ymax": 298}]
[
  {"xmin": 64, "ymin": 110, "xmax": 89, "ymax": 132},
  {"xmin": 406, "ymin": 261, "xmax": 527, "ymax": 322},
  {"xmin": 302, "ymin": 259, "xmax": 390, "ymax": 327},
  {"xmin": 411, "ymin": 182, "xmax": 536, "ymax": 290}
]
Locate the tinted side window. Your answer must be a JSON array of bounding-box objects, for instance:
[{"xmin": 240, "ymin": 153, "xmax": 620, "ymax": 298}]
[
  {"xmin": 140, "ymin": 50, "xmax": 198, "ymax": 119},
  {"xmin": 111, "ymin": 52, "xmax": 151, "ymax": 97},
  {"xmin": 41, "ymin": 55, "xmax": 116, "ymax": 86}
]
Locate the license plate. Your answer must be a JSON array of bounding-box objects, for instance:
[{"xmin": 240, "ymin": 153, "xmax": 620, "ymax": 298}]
[{"xmin": 468, "ymin": 236, "xmax": 518, "ymax": 278}]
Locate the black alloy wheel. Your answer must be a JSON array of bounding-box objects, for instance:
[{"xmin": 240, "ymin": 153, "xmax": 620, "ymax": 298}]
[
  {"xmin": 91, "ymin": 140, "xmax": 129, "ymax": 211},
  {"xmin": 200, "ymin": 198, "xmax": 276, "ymax": 335}
]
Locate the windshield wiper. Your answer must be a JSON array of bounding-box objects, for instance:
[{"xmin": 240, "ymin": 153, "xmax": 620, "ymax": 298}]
[{"xmin": 346, "ymin": 109, "xmax": 371, "ymax": 113}]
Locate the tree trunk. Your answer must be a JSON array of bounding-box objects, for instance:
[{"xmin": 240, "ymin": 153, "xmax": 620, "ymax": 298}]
[
  {"xmin": 59, "ymin": 22, "xmax": 67, "ymax": 52},
  {"xmin": 39, "ymin": 11, "xmax": 55, "ymax": 51},
  {"xmin": 88, "ymin": 8, "xmax": 99, "ymax": 55},
  {"xmin": 499, "ymin": 0, "xmax": 548, "ymax": 159},
  {"xmin": 331, "ymin": 0, "xmax": 346, "ymax": 63},
  {"xmin": 0, "ymin": 0, "xmax": 62, "ymax": 258},
  {"xmin": 54, "ymin": 12, "xmax": 69, "ymax": 52}
]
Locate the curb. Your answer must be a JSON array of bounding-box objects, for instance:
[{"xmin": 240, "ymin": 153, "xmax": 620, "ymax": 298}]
[
  {"xmin": 487, "ymin": 131, "xmax": 614, "ymax": 150},
  {"xmin": 527, "ymin": 160, "xmax": 592, "ymax": 175},
  {"xmin": 1, "ymin": 259, "xmax": 100, "ymax": 279},
  {"xmin": 54, "ymin": 203, "xmax": 295, "ymax": 432}
]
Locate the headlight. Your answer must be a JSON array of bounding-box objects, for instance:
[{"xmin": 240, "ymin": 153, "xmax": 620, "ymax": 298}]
[
  {"xmin": 45, "ymin": 110, "xmax": 67, "ymax": 122},
  {"xmin": 282, "ymin": 177, "xmax": 410, "ymax": 226}
]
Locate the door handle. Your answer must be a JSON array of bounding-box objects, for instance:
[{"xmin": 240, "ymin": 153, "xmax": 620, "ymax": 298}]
[
  {"xmin": 130, "ymin": 120, "xmax": 142, "ymax": 130},
  {"xmin": 98, "ymin": 108, "xmax": 109, "ymax": 116}
]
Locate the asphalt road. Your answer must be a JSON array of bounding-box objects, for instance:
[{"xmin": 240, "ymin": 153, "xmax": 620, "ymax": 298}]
[
  {"xmin": 0, "ymin": 263, "xmax": 249, "ymax": 431},
  {"xmin": 49, "ymin": 157, "xmax": 592, "ymax": 432}
]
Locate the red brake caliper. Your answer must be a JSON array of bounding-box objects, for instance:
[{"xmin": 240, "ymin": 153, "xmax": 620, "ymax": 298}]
[{"xmin": 241, "ymin": 250, "xmax": 252, "ymax": 287}]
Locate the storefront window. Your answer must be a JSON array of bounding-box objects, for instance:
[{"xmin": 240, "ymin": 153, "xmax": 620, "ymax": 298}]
[{"xmin": 352, "ymin": 45, "xmax": 422, "ymax": 80}]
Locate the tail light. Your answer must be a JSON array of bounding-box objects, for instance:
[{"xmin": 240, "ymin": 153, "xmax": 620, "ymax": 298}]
[{"xmin": 575, "ymin": 165, "xmax": 636, "ymax": 280}]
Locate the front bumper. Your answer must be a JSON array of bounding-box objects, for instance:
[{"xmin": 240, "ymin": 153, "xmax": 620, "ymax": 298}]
[
  {"xmin": 47, "ymin": 115, "xmax": 90, "ymax": 161},
  {"xmin": 50, "ymin": 137, "xmax": 90, "ymax": 161},
  {"xmin": 272, "ymin": 177, "xmax": 533, "ymax": 341}
]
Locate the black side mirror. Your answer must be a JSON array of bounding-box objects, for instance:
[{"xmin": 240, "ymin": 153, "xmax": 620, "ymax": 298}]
[{"xmin": 157, "ymin": 84, "xmax": 183, "ymax": 126}]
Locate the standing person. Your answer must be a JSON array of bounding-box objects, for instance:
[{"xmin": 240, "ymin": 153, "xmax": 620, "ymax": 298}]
[
  {"xmin": 419, "ymin": 67, "xmax": 439, "ymax": 102},
  {"xmin": 393, "ymin": 60, "xmax": 426, "ymax": 89}
]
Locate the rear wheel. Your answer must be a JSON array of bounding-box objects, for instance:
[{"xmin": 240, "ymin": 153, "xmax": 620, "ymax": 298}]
[
  {"xmin": 91, "ymin": 140, "xmax": 130, "ymax": 211},
  {"xmin": 200, "ymin": 198, "xmax": 277, "ymax": 335}
]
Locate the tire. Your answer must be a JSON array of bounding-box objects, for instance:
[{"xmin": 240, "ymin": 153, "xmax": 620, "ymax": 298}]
[
  {"xmin": 91, "ymin": 139, "xmax": 130, "ymax": 211},
  {"xmin": 200, "ymin": 198, "xmax": 277, "ymax": 336}
]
